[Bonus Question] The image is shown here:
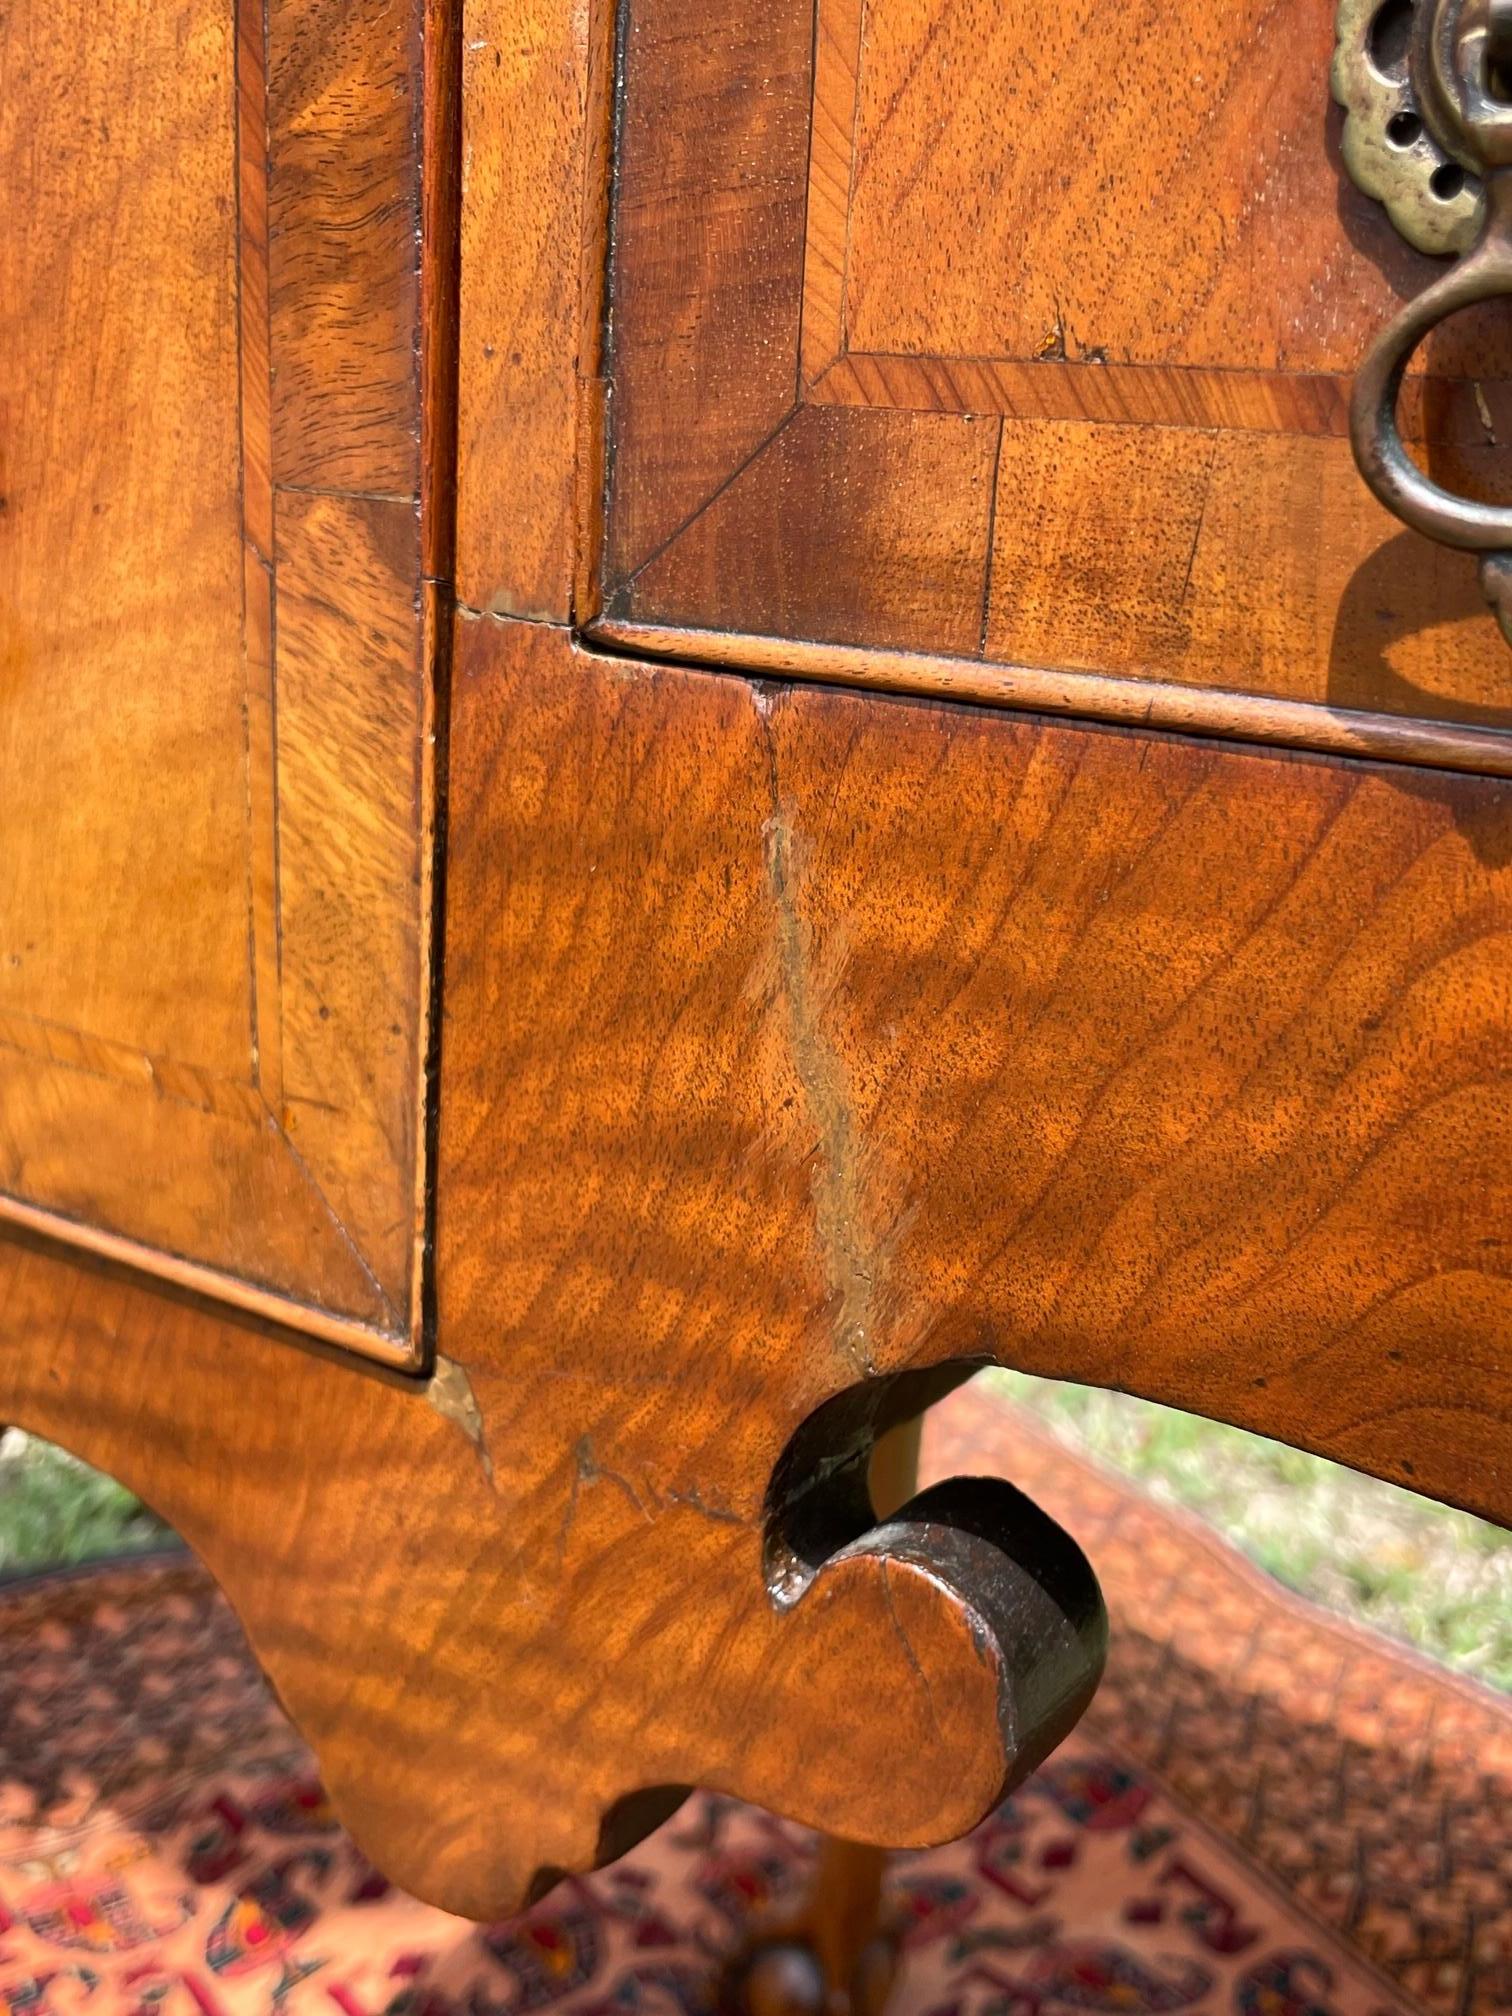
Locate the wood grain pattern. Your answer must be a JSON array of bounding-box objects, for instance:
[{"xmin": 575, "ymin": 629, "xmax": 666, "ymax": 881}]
[
  {"xmin": 595, "ymin": 615, "xmax": 1512, "ymax": 777},
  {"xmin": 840, "ymin": 0, "xmax": 1508, "ymax": 378},
  {"xmin": 10, "ymin": 0, "xmax": 1510, "ymax": 1933},
  {"xmin": 799, "ymin": 0, "xmax": 864, "ymax": 382},
  {"xmin": 238, "ymin": 0, "xmax": 275, "ymax": 563},
  {"xmin": 620, "ymin": 406, "xmax": 1000, "ymax": 654},
  {"xmin": 454, "ymin": 0, "xmax": 602, "ymax": 616},
  {"xmin": 239, "ymin": 0, "xmax": 284, "ymax": 1109},
  {"xmin": 984, "ymin": 423, "xmax": 1512, "ymax": 722},
  {"xmin": 606, "ymin": 0, "xmax": 813, "ymax": 581},
  {"xmin": 809, "ymin": 352, "xmax": 1512, "ymax": 445},
  {"xmin": 421, "ymin": 0, "xmax": 462, "ymax": 590},
  {"xmin": 6, "ymin": 618, "xmax": 1508, "ymax": 1930},
  {"xmin": 0, "ymin": 1223, "xmax": 1099, "ymax": 1927},
  {"xmin": 0, "ymin": 1053, "xmax": 394, "ymax": 1328},
  {"xmin": 612, "ymin": 409, "xmax": 1512, "ymax": 727},
  {"xmin": 443, "ymin": 625, "xmax": 1512, "ymax": 1531},
  {"xmin": 0, "ymin": 0, "xmax": 444, "ymax": 1356},
  {"xmin": 602, "ymin": 0, "xmax": 1512, "ymax": 725},
  {"xmin": 268, "ymin": 0, "xmax": 423, "ymax": 494},
  {"xmin": 0, "ymin": 0, "xmax": 248, "ymax": 1070},
  {"xmin": 271, "ymin": 491, "xmax": 427, "ymax": 1321}
]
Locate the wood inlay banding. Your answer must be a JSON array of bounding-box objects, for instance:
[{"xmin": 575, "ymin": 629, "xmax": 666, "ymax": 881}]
[
  {"xmin": 0, "ymin": 0, "xmax": 447, "ymax": 1363},
  {"xmin": 809, "ymin": 353, "xmax": 1512, "ymax": 443},
  {"xmin": 601, "ymin": 0, "xmax": 1512, "ymax": 744}
]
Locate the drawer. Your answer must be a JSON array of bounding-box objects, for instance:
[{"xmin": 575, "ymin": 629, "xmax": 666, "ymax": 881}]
[{"xmin": 591, "ymin": 0, "xmax": 1512, "ymax": 758}]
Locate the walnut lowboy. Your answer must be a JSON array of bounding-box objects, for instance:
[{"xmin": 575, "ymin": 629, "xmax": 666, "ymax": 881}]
[{"xmin": 3, "ymin": 0, "xmax": 1511, "ymax": 1935}]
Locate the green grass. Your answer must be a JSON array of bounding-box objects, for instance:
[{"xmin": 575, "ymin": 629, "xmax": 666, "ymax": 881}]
[
  {"xmin": 987, "ymin": 1370, "xmax": 1512, "ymax": 1692},
  {"xmin": 0, "ymin": 1431, "xmax": 172, "ymax": 1577}
]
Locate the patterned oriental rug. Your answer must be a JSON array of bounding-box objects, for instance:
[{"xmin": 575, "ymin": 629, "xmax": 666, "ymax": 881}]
[{"xmin": 0, "ymin": 1388, "xmax": 1508, "ymax": 2016}]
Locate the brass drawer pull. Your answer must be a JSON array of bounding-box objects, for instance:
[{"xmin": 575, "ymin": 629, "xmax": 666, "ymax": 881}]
[{"xmin": 1336, "ymin": 0, "xmax": 1512, "ymax": 643}]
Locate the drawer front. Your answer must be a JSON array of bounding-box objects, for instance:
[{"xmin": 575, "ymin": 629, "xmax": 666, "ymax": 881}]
[
  {"xmin": 0, "ymin": 0, "xmax": 443, "ymax": 1356},
  {"xmin": 594, "ymin": 0, "xmax": 1512, "ymax": 747}
]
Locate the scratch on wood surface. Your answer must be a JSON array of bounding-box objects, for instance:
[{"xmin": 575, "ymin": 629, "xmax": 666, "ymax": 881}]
[
  {"xmin": 665, "ymin": 1483, "xmax": 749, "ymax": 1527},
  {"xmin": 559, "ymin": 1435, "xmax": 654, "ymax": 1560},
  {"xmin": 428, "ymin": 1354, "xmax": 495, "ymax": 1486},
  {"xmin": 881, "ymin": 1560, "xmax": 944, "ymax": 1745},
  {"xmin": 756, "ymin": 690, "xmax": 880, "ymax": 1378},
  {"xmin": 574, "ymin": 1434, "xmax": 650, "ymax": 1518}
]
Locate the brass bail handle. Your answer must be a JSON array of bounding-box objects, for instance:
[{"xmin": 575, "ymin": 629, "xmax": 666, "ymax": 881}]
[{"xmin": 1349, "ymin": 0, "xmax": 1512, "ymax": 642}]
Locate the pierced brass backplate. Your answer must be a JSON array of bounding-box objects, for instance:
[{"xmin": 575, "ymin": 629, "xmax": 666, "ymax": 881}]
[
  {"xmin": 1333, "ymin": 0, "xmax": 1485, "ymax": 252},
  {"xmin": 1335, "ymin": 0, "xmax": 1512, "ymax": 647}
]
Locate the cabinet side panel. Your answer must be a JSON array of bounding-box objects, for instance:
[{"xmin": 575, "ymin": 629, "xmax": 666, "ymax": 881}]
[{"xmin": 0, "ymin": 0, "xmax": 251, "ymax": 1071}]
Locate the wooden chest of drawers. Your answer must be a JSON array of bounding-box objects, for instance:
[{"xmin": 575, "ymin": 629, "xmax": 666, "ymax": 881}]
[{"xmin": 2, "ymin": 0, "xmax": 1509, "ymax": 1930}]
